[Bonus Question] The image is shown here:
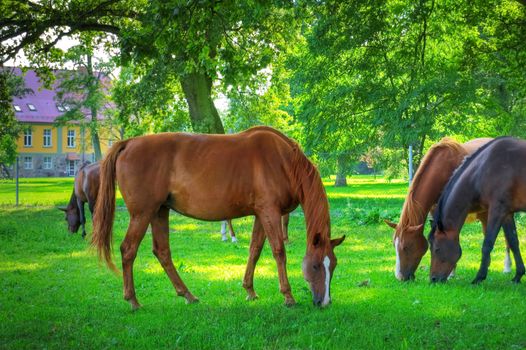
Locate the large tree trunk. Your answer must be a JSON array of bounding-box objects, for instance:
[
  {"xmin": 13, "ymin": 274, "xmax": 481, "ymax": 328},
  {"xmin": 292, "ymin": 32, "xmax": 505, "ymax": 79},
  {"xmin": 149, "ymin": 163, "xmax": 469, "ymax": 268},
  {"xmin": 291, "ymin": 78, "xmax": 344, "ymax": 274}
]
[
  {"xmin": 86, "ymin": 54, "xmax": 102, "ymax": 161},
  {"xmin": 180, "ymin": 72, "xmax": 225, "ymax": 134},
  {"xmin": 335, "ymin": 154, "xmax": 350, "ymax": 187}
]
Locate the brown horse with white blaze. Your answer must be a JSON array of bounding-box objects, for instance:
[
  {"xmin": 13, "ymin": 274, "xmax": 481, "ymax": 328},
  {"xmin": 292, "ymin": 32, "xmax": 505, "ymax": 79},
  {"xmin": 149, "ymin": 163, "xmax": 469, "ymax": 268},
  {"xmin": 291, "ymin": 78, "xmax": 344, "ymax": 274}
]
[
  {"xmin": 385, "ymin": 137, "xmax": 511, "ymax": 280},
  {"xmin": 92, "ymin": 126, "xmax": 345, "ymax": 310}
]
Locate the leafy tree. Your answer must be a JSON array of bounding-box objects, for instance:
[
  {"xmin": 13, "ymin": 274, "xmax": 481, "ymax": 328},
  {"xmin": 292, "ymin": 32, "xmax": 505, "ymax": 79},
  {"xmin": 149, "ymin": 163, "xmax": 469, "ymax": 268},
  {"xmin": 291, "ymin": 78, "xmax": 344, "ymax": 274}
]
[
  {"xmin": 55, "ymin": 35, "xmax": 115, "ymax": 160},
  {"xmin": 0, "ymin": 69, "xmax": 28, "ymax": 178},
  {"xmin": 1, "ymin": 0, "xmax": 300, "ymax": 135}
]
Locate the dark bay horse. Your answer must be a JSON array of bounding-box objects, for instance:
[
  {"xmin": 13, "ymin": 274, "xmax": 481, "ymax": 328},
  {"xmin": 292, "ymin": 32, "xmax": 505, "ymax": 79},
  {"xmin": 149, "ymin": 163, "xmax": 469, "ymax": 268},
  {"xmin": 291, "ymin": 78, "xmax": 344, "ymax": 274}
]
[
  {"xmin": 384, "ymin": 137, "xmax": 513, "ymax": 280},
  {"xmin": 429, "ymin": 137, "xmax": 526, "ymax": 284},
  {"xmin": 92, "ymin": 126, "xmax": 345, "ymax": 310},
  {"xmin": 59, "ymin": 162, "xmax": 100, "ymax": 238}
]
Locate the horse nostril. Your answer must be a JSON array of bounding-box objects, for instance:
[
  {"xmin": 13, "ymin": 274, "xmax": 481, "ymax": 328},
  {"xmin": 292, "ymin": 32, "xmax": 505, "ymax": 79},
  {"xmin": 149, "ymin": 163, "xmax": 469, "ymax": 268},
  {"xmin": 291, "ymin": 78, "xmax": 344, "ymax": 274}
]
[
  {"xmin": 431, "ymin": 276, "xmax": 437, "ymax": 283},
  {"xmin": 313, "ymin": 299, "xmax": 322, "ymax": 307}
]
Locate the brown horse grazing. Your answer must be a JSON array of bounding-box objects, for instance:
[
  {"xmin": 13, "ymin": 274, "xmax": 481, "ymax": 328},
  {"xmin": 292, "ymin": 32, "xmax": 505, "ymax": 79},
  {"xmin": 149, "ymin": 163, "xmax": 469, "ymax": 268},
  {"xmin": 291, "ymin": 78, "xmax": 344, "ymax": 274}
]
[
  {"xmin": 221, "ymin": 214, "xmax": 290, "ymax": 243},
  {"xmin": 92, "ymin": 126, "xmax": 345, "ymax": 310},
  {"xmin": 59, "ymin": 162, "xmax": 100, "ymax": 238},
  {"xmin": 385, "ymin": 137, "xmax": 511, "ymax": 281},
  {"xmin": 429, "ymin": 137, "xmax": 526, "ymax": 284}
]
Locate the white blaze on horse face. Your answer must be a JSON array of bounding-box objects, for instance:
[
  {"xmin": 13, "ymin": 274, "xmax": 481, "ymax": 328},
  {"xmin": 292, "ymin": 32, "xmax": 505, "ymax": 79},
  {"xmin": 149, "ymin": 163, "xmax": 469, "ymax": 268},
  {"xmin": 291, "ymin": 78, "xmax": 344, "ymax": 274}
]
[
  {"xmin": 322, "ymin": 256, "xmax": 331, "ymax": 306},
  {"xmin": 394, "ymin": 237, "xmax": 403, "ymax": 280}
]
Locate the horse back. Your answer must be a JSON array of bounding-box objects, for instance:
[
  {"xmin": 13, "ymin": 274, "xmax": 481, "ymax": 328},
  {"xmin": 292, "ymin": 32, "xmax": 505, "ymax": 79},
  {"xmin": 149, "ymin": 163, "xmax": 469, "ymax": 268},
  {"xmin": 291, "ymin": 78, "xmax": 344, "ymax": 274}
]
[{"xmin": 115, "ymin": 131, "xmax": 298, "ymax": 220}]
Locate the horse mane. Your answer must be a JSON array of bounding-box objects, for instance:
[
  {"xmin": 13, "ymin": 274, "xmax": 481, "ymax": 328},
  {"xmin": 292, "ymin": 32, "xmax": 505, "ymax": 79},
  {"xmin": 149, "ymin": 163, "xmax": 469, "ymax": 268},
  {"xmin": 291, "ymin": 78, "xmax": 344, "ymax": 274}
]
[
  {"xmin": 396, "ymin": 137, "xmax": 464, "ymax": 237},
  {"xmin": 289, "ymin": 141, "xmax": 331, "ymax": 243},
  {"xmin": 242, "ymin": 126, "xmax": 297, "ymax": 147},
  {"xmin": 432, "ymin": 136, "xmax": 509, "ymax": 234}
]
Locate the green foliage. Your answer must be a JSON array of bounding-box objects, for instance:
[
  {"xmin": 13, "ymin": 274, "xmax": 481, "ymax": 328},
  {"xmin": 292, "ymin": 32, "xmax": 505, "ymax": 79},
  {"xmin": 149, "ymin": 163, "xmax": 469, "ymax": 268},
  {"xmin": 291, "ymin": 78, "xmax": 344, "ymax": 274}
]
[{"xmin": 0, "ymin": 70, "xmax": 25, "ymax": 177}]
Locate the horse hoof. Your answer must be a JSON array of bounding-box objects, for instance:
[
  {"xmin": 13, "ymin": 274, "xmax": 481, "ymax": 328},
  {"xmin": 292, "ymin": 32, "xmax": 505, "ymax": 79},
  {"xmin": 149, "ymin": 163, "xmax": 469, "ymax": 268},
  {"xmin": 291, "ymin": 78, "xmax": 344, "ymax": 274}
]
[
  {"xmin": 284, "ymin": 298, "xmax": 296, "ymax": 307},
  {"xmin": 184, "ymin": 292, "xmax": 199, "ymax": 304},
  {"xmin": 231, "ymin": 237, "xmax": 238, "ymax": 243},
  {"xmin": 511, "ymin": 275, "xmax": 523, "ymax": 283},
  {"xmin": 130, "ymin": 301, "xmax": 142, "ymax": 311},
  {"xmin": 471, "ymin": 278, "xmax": 484, "ymax": 285},
  {"xmin": 246, "ymin": 293, "xmax": 259, "ymax": 301}
]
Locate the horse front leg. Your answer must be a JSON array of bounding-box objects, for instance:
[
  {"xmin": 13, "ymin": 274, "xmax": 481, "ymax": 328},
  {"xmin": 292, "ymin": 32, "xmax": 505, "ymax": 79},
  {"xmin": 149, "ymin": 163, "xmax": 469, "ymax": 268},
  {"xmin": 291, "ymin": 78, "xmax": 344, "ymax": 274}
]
[
  {"xmin": 77, "ymin": 198, "xmax": 86, "ymax": 239},
  {"xmin": 472, "ymin": 206, "xmax": 506, "ymax": 284},
  {"xmin": 259, "ymin": 210, "xmax": 295, "ymax": 306},
  {"xmin": 151, "ymin": 206, "xmax": 198, "ymax": 304},
  {"xmin": 243, "ymin": 217, "xmax": 265, "ymax": 301},
  {"xmin": 502, "ymin": 216, "xmax": 525, "ymax": 283}
]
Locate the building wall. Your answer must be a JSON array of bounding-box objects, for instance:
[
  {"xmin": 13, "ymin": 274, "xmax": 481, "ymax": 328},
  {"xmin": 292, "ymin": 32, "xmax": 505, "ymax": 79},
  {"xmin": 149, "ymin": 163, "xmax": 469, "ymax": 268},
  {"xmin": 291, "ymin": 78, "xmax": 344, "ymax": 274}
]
[{"xmin": 15, "ymin": 123, "xmax": 115, "ymax": 177}]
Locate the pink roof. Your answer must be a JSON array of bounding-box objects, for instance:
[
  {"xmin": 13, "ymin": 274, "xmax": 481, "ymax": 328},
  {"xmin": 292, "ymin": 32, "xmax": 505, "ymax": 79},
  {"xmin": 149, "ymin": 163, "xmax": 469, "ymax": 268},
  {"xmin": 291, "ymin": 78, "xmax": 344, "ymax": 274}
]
[{"xmin": 8, "ymin": 67, "xmax": 110, "ymax": 124}]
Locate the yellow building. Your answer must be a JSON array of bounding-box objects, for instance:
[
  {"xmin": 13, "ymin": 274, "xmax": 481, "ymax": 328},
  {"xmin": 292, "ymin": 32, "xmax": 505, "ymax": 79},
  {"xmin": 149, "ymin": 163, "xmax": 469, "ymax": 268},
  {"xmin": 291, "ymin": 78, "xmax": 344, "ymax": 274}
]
[{"xmin": 11, "ymin": 68, "xmax": 117, "ymax": 177}]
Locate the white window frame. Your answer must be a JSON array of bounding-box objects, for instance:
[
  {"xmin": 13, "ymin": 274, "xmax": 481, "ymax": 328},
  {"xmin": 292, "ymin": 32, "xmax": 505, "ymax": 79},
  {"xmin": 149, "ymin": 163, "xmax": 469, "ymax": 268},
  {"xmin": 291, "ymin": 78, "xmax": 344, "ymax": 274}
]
[
  {"xmin": 43, "ymin": 129, "xmax": 52, "ymax": 147},
  {"xmin": 24, "ymin": 156, "xmax": 32, "ymax": 169},
  {"xmin": 27, "ymin": 103, "xmax": 36, "ymax": 111},
  {"xmin": 43, "ymin": 156, "xmax": 52, "ymax": 169},
  {"xmin": 13, "ymin": 104, "xmax": 22, "ymax": 112},
  {"xmin": 67, "ymin": 130, "xmax": 76, "ymax": 148},
  {"xmin": 24, "ymin": 129, "xmax": 32, "ymax": 147}
]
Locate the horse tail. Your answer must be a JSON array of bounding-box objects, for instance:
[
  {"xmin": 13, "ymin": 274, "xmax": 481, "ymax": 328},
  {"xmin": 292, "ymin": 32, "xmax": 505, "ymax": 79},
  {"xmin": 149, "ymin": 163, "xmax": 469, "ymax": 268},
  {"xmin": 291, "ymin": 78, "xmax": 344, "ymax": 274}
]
[{"xmin": 92, "ymin": 139, "xmax": 129, "ymax": 275}]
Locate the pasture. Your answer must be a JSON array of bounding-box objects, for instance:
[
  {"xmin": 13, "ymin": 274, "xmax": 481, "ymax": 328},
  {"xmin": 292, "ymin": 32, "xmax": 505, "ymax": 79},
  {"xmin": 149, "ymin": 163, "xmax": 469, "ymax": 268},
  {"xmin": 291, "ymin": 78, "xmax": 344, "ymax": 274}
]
[{"xmin": 0, "ymin": 176, "xmax": 525, "ymax": 349}]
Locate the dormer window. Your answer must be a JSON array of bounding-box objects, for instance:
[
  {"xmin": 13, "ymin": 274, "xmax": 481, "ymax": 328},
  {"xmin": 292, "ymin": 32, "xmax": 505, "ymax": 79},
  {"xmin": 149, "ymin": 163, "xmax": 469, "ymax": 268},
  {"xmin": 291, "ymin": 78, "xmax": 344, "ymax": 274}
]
[
  {"xmin": 13, "ymin": 104, "xmax": 21, "ymax": 112},
  {"xmin": 56, "ymin": 104, "xmax": 65, "ymax": 112},
  {"xmin": 27, "ymin": 103, "xmax": 36, "ymax": 111}
]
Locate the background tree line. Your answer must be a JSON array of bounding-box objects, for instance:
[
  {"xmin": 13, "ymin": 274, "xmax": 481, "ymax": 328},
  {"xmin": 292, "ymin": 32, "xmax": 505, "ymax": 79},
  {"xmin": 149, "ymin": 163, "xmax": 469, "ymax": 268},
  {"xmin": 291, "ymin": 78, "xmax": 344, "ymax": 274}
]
[{"xmin": 1, "ymin": 0, "xmax": 525, "ymax": 184}]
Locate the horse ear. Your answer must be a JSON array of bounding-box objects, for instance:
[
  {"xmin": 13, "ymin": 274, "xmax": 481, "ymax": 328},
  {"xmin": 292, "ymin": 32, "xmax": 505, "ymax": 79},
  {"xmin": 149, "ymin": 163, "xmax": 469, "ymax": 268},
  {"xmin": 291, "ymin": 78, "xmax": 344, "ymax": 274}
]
[
  {"xmin": 383, "ymin": 219, "xmax": 398, "ymax": 230},
  {"xmin": 407, "ymin": 224, "xmax": 424, "ymax": 232},
  {"xmin": 331, "ymin": 235, "xmax": 345, "ymax": 248},
  {"xmin": 57, "ymin": 206, "xmax": 67, "ymax": 212}
]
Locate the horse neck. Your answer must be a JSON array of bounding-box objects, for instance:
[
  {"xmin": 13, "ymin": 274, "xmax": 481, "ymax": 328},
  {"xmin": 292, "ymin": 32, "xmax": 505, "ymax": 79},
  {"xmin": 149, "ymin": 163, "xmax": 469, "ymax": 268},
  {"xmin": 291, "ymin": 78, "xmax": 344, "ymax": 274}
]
[
  {"xmin": 297, "ymin": 167, "xmax": 331, "ymax": 249},
  {"xmin": 440, "ymin": 176, "xmax": 475, "ymax": 231},
  {"xmin": 67, "ymin": 189, "xmax": 78, "ymax": 211},
  {"xmin": 398, "ymin": 147, "xmax": 464, "ymax": 237}
]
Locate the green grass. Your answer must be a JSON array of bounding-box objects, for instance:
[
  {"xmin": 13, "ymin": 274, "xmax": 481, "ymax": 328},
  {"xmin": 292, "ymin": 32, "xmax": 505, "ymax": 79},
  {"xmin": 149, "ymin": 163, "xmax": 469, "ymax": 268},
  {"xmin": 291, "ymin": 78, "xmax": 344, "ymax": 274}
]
[{"xmin": 1, "ymin": 175, "xmax": 525, "ymax": 349}]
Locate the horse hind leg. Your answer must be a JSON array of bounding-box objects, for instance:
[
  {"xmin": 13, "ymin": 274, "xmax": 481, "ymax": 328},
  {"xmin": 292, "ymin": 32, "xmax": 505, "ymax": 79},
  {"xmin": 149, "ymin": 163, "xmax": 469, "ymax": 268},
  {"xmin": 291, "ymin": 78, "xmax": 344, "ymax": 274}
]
[
  {"xmin": 220, "ymin": 221, "xmax": 228, "ymax": 242},
  {"xmin": 151, "ymin": 206, "xmax": 198, "ymax": 304},
  {"xmin": 243, "ymin": 217, "xmax": 266, "ymax": 301},
  {"xmin": 227, "ymin": 220, "xmax": 237, "ymax": 243},
  {"xmin": 121, "ymin": 213, "xmax": 151, "ymax": 310},
  {"xmin": 502, "ymin": 216, "xmax": 525, "ymax": 283},
  {"xmin": 282, "ymin": 214, "xmax": 290, "ymax": 244}
]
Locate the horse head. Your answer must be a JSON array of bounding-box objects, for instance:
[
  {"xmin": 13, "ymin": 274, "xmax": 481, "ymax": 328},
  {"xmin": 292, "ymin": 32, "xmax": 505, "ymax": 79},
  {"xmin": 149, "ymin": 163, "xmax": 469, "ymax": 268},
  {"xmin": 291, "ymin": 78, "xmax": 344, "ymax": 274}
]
[
  {"xmin": 302, "ymin": 234, "xmax": 345, "ymax": 307},
  {"xmin": 384, "ymin": 220, "xmax": 426, "ymax": 281},
  {"xmin": 58, "ymin": 206, "xmax": 81, "ymax": 233},
  {"xmin": 428, "ymin": 226, "xmax": 461, "ymax": 282}
]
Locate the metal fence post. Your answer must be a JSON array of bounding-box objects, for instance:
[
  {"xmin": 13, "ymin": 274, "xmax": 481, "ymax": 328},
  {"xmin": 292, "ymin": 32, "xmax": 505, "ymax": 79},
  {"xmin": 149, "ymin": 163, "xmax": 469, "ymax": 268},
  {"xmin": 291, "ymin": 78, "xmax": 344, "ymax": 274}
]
[
  {"xmin": 408, "ymin": 144, "xmax": 414, "ymax": 185},
  {"xmin": 15, "ymin": 156, "xmax": 19, "ymax": 207}
]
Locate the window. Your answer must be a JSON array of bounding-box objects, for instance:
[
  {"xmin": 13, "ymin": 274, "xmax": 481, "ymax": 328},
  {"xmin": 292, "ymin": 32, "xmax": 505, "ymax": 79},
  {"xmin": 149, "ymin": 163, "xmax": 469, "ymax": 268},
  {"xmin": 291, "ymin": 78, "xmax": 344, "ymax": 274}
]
[
  {"xmin": 108, "ymin": 138, "xmax": 113, "ymax": 147},
  {"xmin": 13, "ymin": 104, "xmax": 21, "ymax": 112},
  {"xmin": 24, "ymin": 156, "xmax": 32, "ymax": 169},
  {"xmin": 43, "ymin": 129, "xmax": 52, "ymax": 147},
  {"xmin": 24, "ymin": 129, "xmax": 32, "ymax": 147},
  {"xmin": 67, "ymin": 130, "xmax": 75, "ymax": 148},
  {"xmin": 56, "ymin": 103, "xmax": 65, "ymax": 112},
  {"xmin": 43, "ymin": 156, "xmax": 52, "ymax": 169},
  {"xmin": 64, "ymin": 104, "xmax": 71, "ymax": 111},
  {"xmin": 27, "ymin": 103, "xmax": 36, "ymax": 111}
]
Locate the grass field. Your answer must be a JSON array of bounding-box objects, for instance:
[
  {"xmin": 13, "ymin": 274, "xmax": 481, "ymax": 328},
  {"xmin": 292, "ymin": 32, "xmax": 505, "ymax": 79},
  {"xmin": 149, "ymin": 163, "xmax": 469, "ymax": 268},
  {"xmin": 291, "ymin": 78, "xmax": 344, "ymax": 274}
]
[{"xmin": 1, "ymin": 176, "xmax": 525, "ymax": 349}]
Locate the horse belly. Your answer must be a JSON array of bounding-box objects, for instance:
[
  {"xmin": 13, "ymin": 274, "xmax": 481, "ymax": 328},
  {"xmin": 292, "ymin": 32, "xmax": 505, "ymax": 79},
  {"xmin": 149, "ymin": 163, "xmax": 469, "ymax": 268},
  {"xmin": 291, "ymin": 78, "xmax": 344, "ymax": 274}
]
[{"xmin": 168, "ymin": 181, "xmax": 255, "ymax": 221}]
